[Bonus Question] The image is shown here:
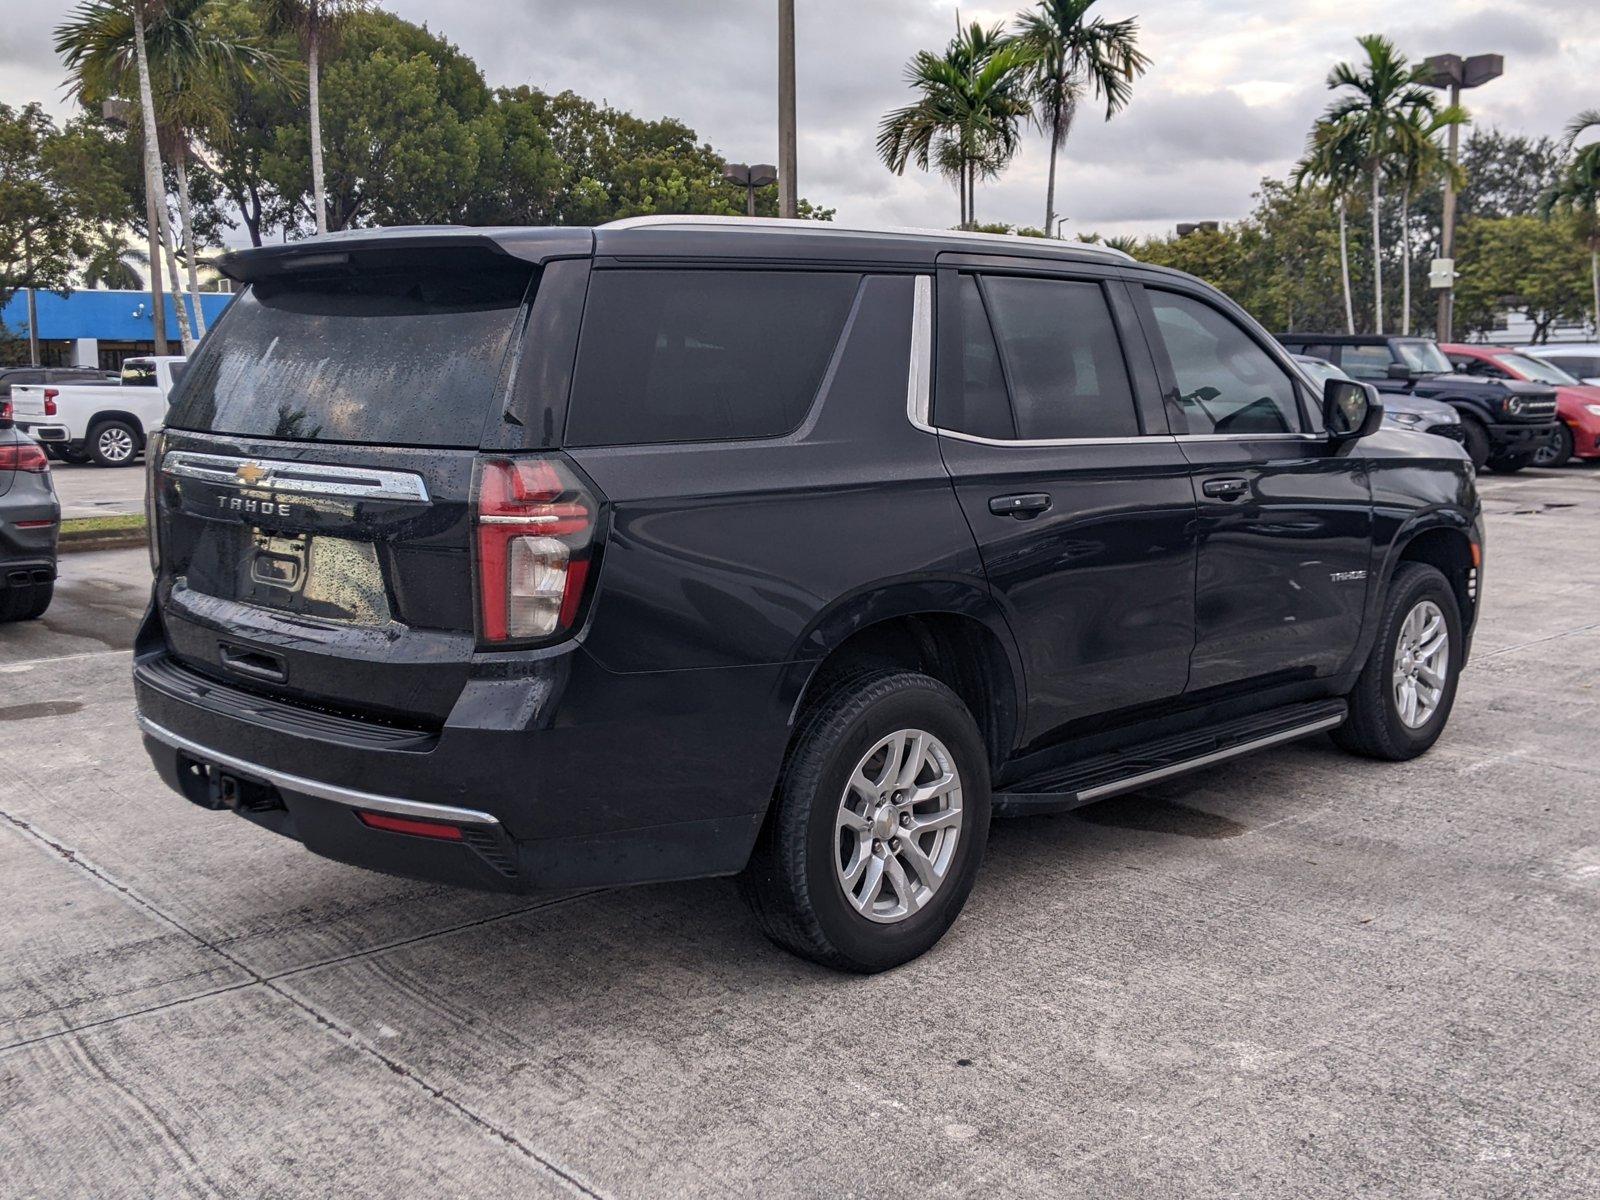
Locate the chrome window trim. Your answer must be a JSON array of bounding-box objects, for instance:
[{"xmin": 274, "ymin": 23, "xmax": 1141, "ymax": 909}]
[
  {"xmin": 907, "ymin": 274, "xmax": 935, "ymax": 431},
  {"xmin": 163, "ymin": 449, "xmax": 431, "ymax": 503},
  {"xmin": 137, "ymin": 715, "xmax": 500, "ymax": 827},
  {"xmin": 935, "ymin": 429, "xmax": 1170, "ymax": 449}
]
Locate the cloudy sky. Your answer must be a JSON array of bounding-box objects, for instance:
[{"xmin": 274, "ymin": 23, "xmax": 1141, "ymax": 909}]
[{"xmin": 3, "ymin": 0, "xmax": 1596, "ymax": 239}]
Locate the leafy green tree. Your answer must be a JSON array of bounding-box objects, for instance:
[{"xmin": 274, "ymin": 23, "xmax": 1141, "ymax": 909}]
[
  {"xmin": 1454, "ymin": 214, "xmax": 1591, "ymax": 342},
  {"xmin": 258, "ymin": 0, "xmax": 370, "ymax": 235},
  {"xmin": 1540, "ymin": 111, "xmax": 1600, "ymax": 333},
  {"xmin": 0, "ymin": 103, "xmax": 131, "ymax": 361},
  {"xmin": 879, "ymin": 23, "xmax": 1033, "ymax": 228},
  {"xmin": 1013, "ymin": 0, "xmax": 1148, "ymax": 234},
  {"xmin": 1318, "ymin": 35, "xmax": 1439, "ymax": 333}
]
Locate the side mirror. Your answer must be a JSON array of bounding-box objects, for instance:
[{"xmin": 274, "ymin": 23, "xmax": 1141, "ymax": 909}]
[
  {"xmin": 1386, "ymin": 361, "xmax": 1415, "ymax": 381},
  {"xmin": 1324, "ymin": 378, "xmax": 1383, "ymax": 441}
]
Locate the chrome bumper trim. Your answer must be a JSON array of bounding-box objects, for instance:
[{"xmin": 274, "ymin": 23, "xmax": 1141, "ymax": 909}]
[{"xmin": 136, "ymin": 714, "xmax": 500, "ymax": 827}]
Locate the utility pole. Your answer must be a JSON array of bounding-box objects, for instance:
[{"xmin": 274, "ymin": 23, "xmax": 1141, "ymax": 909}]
[
  {"xmin": 1423, "ymin": 53, "xmax": 1503, "ymax": 342},
  {"xmin": 777, "ymin": 0, "xmax": 798, "ymax": 218},
  {"xmin": 24, "ymin": 240, "xmax": 40, "ymax": 367}
]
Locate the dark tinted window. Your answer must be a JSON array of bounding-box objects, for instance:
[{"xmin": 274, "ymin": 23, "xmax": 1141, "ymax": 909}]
[
  {"xmin": 167, "ymin": 262, "xmax": 532, "ymax": 446},
  {"xmin": 1336, "ymin": 344, "xmax": 1394, "ymax": 381},
  {"xmin": 122, "ymin": 361, "xmax": 158, "ymax": 386},
  {"xmin": 565, "ymin": 270, "xmax": 859, "ymax": 446},
  {"xmin": 1149, "ymin": 291, "xmax": 1301, "ymax": 434},
  {"xmin": 981, "ymin": 276, "xmax": 1139, "ymax": 439},
  {"xmin": 941, "ymin": 275, "xmax": 1015, "ymax": 439}
]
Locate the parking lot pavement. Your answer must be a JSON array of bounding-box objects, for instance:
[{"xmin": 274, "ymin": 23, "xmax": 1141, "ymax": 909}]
[
  {"xmin": 2, "ymin": 467, "xmax": 1598, "ymax": 1198},
  {"xmin": 47, "ymin": 458, "xmax": 147, "ymax": 520}
]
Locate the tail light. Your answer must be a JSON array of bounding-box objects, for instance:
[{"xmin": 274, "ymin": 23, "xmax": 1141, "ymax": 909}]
[
  {"xmin": 0, "ymin": 442, "xmax": 50, "ymax": 474},
  {"xmin": 0, "ymin": 398, "xmax": 12, "ymax": 424},
  {"xmin": 472, "ymin": 455, "xmax": 599, "ymax": 644},
  {"xmin": 43, "ymin": 388, "xmax": 58, "ymax": 417},
  {"xmin": 145, "ymin": 430, "xmax": 165, "ymax": 571}
]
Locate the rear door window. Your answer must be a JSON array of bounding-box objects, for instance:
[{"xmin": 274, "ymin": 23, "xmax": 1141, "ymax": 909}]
[
  {"xmin": 1335, "ymin": 345, "xmax": 1395, "ymax": 381},
  {"xmin": 1147, "ymin": 290, "xmax": 1302, "ymax": 435},
  {"xmin": 167, "ymin": 261, "xmax": 533, "ymax": 447},
  {"xmin": 978, "ymin": 276, "xmax": 1140, "ymax": 440},
  {"xmin": 564, "ymin": 270, "xmax": 859, "ymax": 446}
]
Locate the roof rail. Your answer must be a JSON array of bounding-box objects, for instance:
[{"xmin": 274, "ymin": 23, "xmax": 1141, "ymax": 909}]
[{"xmin": 599, "ymin": 214, "xmax": 1134, "ymax": 260}]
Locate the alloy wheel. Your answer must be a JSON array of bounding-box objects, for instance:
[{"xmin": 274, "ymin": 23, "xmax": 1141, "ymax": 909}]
[
  {"xmin": 1392, "ymin": 599, "xmax": 1449, "ymax": 729},
  {"xmin": 97, "ymin": 426, "xmax": 135, "ymax": 463},
  {"xmin": 834, "ymin": 728, "xmax": 963, "ymax": 924}
]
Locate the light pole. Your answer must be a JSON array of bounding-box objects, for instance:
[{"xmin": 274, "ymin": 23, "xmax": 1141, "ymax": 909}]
[
  {"xmin": 722, "ymin": 163, "xmax": 779, "ymax": 216},
  {"xmin": 777, "ymin": 0, "xmax": 798, "ymax": 218},
  {"xmin": 1422, "ymin": 53, "xmax": 1503, "ymax": 342}
]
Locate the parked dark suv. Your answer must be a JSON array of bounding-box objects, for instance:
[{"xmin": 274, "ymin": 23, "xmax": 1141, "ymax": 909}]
[
  {"xmin": 135, "ymin": 218, "xmax": 1483, "ymax": 971},
  {"xmin": 1276, "ymin": 333, "xmax": 1559, "ymax": 471}
]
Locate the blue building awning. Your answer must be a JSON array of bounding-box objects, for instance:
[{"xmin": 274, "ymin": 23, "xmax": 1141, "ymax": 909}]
[{"xmin": 1, "ymin": 288, "xmax": 234, "ymax": 341}]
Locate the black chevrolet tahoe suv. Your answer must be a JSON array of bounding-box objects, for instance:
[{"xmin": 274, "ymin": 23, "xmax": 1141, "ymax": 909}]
[
  {"xmin": 136, "ymin": 218, "xmax": 1484, "ymax": 971},
  {"xmin": 1276, "ymin": 333, "xmax": 1558, "ymax": 472}
]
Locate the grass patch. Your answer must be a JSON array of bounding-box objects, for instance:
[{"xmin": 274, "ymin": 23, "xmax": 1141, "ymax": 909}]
[{"xmin": 60, "ymin": 513, "xmax": 147, "ymax": 536}]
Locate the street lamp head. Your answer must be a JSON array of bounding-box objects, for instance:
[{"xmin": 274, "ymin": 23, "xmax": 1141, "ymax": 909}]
[
  {"xmin": 748, "ymin": 164, "xmax": 778, "ymax": 189},
  {"xmin": 1422, "ymin": 52, "xmax": 1503, "ymax": 91},
  {"xmin": 100, "ymin": 98, "xmax": 134, "ymax": 127},
  {"xmin": 722, "ymin": 162, "xmax": 751, "ymax": 187}
]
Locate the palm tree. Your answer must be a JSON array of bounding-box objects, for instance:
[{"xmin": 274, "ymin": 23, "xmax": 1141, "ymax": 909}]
[
  {"xmin": 259, "ymin": 0, "xmax": 368, "ymax": 236},
  {"xmin": 1319, "ymin": 35, "xmax": 1439, "ymax": 334},
  {"xmin": 1013, "ymin": 0, "xmax": 1149, "ymax": 235},
  {"xmin": 1542, "ymin": 111, "xmax": 1600, "ymax": 335},
  {"xmin": 83, "ymin": 241, "xmax": 148, "ymax": 289},
  {"xmin": 879, "ymin": 23, "xmax": 1033, "ymax": 229},
  {"xmin": 1390, "ymin": 104, "xmax": 1467, "ymax": 335},
  {"xmin": 1294, "ymin": 118, "xmax": 1364, "ymax": 334},
  {"xmin": 57, "ymin": 0, "xmax": 193, "ymax": 351},
  {"xmin": 57, "ymin": 1, "xmax": 277, "ymax": 349}
]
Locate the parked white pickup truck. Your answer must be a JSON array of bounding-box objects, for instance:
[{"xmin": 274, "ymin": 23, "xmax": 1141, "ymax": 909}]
[{"xmin": 11, "ymin": 356, "xmax": 187, "ymax": 467}]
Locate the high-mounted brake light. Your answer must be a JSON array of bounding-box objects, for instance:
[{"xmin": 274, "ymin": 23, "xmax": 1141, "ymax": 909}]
[
  {"xmin": 0, "ymin": 442, "xmax": 49, "ymax": 474},
  {"xmin": 473, "ymin": 456, "xmax": 598, "ymax": 644},
  {"xmin": 42, "ymin": 388, "xmax": 58, "ymax": 417}
]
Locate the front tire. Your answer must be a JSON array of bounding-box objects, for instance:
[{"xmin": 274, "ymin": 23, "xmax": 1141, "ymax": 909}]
[
  {"xmin": 1532, "ymin": 423, "xmax": 1574, "ymax": 468},
  {"xmin": 740, "ymin": 669, "xmax": 991, "ymax": 972},
  {"xmin": 88, "ymin": 419, "xmax": 140, "ymax": 468},
  {"xmin": 1459, "ymin": 420, "xmax": 1491, "ymax": 470},
  {"xmin": 1334, "ymin": 562, "xmax": 1463, "ymax": 761},
  {"xmin": 1486, "ymin": 451, "xmax": 1535, "ymax": 474}
]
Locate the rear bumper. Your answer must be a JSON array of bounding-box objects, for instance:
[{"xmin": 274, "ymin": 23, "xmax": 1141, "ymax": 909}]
[
  {"xmin": 132, "ymin": 618, "xmax": 792, "ymax": 893},
  {"xmin": 14, "ymin": 422, "xmax": 71, "ymax": 443}
]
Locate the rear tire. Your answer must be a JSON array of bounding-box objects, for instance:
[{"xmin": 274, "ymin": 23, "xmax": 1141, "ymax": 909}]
[
  {"xmin": 1486, "ymin": 451, "xmax": 1534, "ymax": 474},
  {"xmin": 88, "ymin": 419, "xmax": 140, "ymax": 468},
  {"xmin": 739, "ymin": 669, "xmax": 991, "ymax": 973},
  {"xmin": 0, "ymin": 581, "xmax": 53, "ymax": 623},
  {"xmin": 1532, "ymin": 423, "xmax": 1574, "ymax": 468},
  {"xmin": 1459, "ymin": 420, "xmax": 1490, "ymax": 470},
  {"xmin": 1334, "ymin": 563, "xmax": 1462, "ymax": 762}
]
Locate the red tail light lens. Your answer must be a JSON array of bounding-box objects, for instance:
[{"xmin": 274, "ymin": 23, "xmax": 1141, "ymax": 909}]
[
  {"xmin": 0, "ymin": 398, "xmax": 12, "ymax": 423},
  {"xmin": 0, "ymin": 442, "xmax": 50, "ymax": 473},
  {"xmin": 473, "ymin": 456, "xmax": 598, "ymax": 644},
  {"xmin": 357, "ymin": 811, "xmax": 464, "ymax": 840},
  {"xmin": 42, "ymin": 388, "xmax": 58, "ymax": 417}
]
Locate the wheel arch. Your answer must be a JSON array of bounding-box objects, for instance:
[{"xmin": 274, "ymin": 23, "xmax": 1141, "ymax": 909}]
[
  {"xmin": 87, "ymin": 410, "xmax": 148, "ymax": 442},
  {"xmin": 781, "ymin": 581, "xmax": 1025, "ymax": 774}
]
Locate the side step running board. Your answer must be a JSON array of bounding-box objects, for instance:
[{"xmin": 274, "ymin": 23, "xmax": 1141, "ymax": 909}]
[{"xmin": 993, "ymin": 699, "xmax": 1347, "ymax": 818}]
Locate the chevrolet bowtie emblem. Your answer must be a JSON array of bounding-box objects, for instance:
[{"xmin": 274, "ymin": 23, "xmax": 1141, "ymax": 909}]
[{"xmin": 234, "ymin": 463, "xmax": 269, "ymax": 486}]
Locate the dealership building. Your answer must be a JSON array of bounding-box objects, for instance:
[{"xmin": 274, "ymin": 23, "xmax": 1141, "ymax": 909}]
[{"xmin": 1, "ymin": 288, "xmax": 234, "ymax": 370}]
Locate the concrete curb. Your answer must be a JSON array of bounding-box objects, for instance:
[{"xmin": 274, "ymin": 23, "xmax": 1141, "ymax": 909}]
[{"xmin": 57, "ymin": 527, "xmax": 149, "ymax": 555}]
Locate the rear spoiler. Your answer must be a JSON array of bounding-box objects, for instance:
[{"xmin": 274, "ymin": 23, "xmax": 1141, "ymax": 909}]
[{"xmin": 216, "ymin": 226, "xmax": 596, "ymax": 285}]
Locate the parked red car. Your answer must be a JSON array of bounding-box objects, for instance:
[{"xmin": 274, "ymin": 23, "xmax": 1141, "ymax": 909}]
[{"xmin": 1441, "ymin": 343, "xmax": 1600, "ymax": 466}]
